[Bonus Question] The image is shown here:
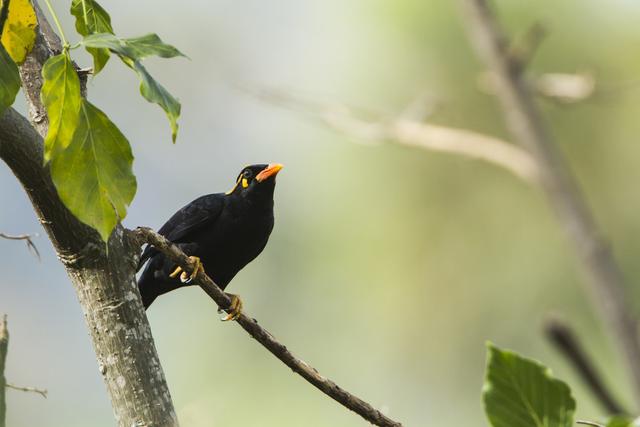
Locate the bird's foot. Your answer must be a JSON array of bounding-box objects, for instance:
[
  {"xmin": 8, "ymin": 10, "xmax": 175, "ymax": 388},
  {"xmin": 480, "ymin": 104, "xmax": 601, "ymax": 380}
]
[
  {"xmin": 169, "ymin": 256, "xmax": 204, "ymax": 283},
  {"xmin": 218, "ymin": 293, "xmax": 243, "ymax": 322}
]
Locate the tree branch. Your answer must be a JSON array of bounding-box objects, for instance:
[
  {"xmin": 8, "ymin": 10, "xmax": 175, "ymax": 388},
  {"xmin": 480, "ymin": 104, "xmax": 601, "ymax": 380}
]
[
  {"xmin": 545, "ymin": 317, "xmax": 626, "ymax": 415},
  {"xmin": 249, "ymin": 88, "xmax": 540, "ymax": 184},
  {"xmin": 0, "ymin": 109, "xmax": 178, "ymax": 425},
  {"xmin": 0, "ymin": 232, "xmax": 40, "ymax": 259},
  {"xmin": 131, "ymin": 227, "xmax": 403, "ymax": 427},
  {"xmin": 460, "ymin": 0, "xmax": 640, "ymax": 405},
  {"xmin": 478, "ymin": 71, "xmax": 596, "ymax": 104},
  {"xmin": 5, "ymin": 383, "xmax": 47, "ymax": 399},
  {"xmin": 0, "ymin": 315, "xmax": 7, "ymax": 427}
]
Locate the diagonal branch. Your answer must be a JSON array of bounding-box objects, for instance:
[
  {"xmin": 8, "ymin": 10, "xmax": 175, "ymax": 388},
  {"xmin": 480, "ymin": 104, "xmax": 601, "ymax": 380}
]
[
  {"xmin": 250, "ymin": 88, "xmax": 540, "ymax": 184},
  {"xmin": 131, "ymin": 227, "xmax": 403, "ymax": 427},
  {"xmin": 460, "ymin": 0, "xmax": 640, "ymax": 406},
  {"xmin": 544, "ymin": 317, "xmax": 626, "ymax": 415},
  {"xmin": 0, "ymin": 232, "xmax": 40, "ymax": 259}
]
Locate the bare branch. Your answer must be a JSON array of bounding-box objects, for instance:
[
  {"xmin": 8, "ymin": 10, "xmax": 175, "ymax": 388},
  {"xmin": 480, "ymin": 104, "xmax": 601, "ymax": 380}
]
[
  {"xmin": 0, "ymin": 316, "xmax": 47, "ymax": 400},
  {"xmin": 250, "ymin": 88, "xmax": 540, "ymax": 184},
  {"xmin": 5, "ymin": 383, "xmax": 47, "ymax": 399},
  {"xmin": 508, "ymin": 21, "xmax": 548, "ymax": 70},
  {"xmin": 460, "ymin": 0, "xmax": 640, "ymax": 404},
  {"xmin": 479, "ymin": 72, "xmax": 596, "ymax": 104},
  {"xmin": 544, "ymin": 317, "xmax": 626, "ymax": 415},
  {"xmin": 535, "ymin": 72, "xmax": 595, "ymax": 104},
  {"xmin": 0, "ymin": 232, "xmax": 40, "ymax": 260},
  {"xmin": 131, "ymin": 227, "xmax": 403, "ymax": 427},
  {"xmin": 1, "ymin": 315, "xmax": 8, "ymax": 427}
]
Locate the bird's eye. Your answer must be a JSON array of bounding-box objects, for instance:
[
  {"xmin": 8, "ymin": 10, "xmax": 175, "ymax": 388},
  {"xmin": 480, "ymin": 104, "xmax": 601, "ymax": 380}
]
[{"xmin": 243, "ymin": 170, "xmax": 253, "ymax": 179}]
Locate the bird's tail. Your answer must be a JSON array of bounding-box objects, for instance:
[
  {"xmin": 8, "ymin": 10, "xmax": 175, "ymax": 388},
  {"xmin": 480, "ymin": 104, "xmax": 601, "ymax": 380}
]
[{"xmin": 137, "ymin": 267, "xmax": 160, "ymax": 309}]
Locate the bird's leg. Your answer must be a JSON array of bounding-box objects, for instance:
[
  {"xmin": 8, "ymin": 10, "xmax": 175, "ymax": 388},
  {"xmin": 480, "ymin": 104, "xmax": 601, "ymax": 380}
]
[
  {"xmin": 218, "ymin": 293, "xmax": 243, "ymax": 321},
  {"xmin": 169, "ymin": 256, "xmax": 204, "ymax": 283}
]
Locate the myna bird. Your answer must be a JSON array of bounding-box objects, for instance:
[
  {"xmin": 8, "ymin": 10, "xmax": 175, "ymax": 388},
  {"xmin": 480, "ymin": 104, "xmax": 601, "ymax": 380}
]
[{"xmin": 137, "ymin": 163, "xmax": 283, "ymax": 319}]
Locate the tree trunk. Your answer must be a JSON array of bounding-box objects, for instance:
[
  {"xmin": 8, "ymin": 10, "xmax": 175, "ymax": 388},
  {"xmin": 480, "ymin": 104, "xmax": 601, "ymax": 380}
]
[{"xmin": 0, "ymin": 4, "xmax": 179, "ymax": 426}]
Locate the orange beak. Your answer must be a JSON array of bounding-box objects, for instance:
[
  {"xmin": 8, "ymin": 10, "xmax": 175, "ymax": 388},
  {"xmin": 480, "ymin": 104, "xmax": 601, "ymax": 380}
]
[{"xmin": 255, "ymin": 163, "xmax": 284, "ymax": 182}]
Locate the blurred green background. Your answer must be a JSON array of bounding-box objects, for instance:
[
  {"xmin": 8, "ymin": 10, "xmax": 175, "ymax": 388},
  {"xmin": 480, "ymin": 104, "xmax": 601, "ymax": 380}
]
[{"xmin": 3, "ymin": 0, "xmax": 640, "ymax": 425}]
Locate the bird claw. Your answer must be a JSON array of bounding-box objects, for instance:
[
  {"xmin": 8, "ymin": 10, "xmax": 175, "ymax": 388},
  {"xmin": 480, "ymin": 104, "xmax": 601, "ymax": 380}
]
[
  {"xmin": 218, "ymin": 293, "xmax": 243, "ymax": 322},
  {"xmin": 169, "ymin": 256, "xmax": 204, "ymax": 283}
]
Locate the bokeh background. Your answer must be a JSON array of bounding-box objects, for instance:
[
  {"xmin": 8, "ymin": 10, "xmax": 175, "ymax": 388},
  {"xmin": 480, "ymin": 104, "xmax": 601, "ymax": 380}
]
[{"xmin": 3, "ymin": 0, "xmax": 640, "ymax": 425}]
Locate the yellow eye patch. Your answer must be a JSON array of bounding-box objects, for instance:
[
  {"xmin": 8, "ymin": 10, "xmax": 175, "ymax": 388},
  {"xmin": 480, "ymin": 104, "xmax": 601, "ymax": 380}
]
[{"xmin": 241, "ymin": 178, "xmax": 249, "ymax": 188}]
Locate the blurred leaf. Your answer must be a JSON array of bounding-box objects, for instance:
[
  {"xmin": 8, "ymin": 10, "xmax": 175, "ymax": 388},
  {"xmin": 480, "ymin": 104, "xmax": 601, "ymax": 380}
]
[
  {"xmin": 50, "ymin": 100, "xmax": 136, "ymax": 241},
  {"xmin": 70, "ymin": 0, "xmax": 113, "ymax": 74},
  {"xmin": 0, "ymin": 0, "xmax": 36, "ymax": 64},
  {"xmin": 483, "ymin": 343, "xmax": 575, "ymax": 427},
  {"xmin": 41, "ymin": 53, "xmax": 82, "ymax": 162},
  {"xmin": 131, "ymin": 61, "xmax": 179, "ymax": 142},
  {"xmin": 0, "ymin": 42, "xmax": 20, "ymax": 114},
  {"xmin": 607, "ymin": 417, "xmax": 640, "ymax": 427}
]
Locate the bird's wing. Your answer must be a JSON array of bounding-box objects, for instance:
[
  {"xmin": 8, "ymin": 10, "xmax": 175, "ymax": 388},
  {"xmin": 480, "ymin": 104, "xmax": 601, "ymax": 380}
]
[{"xmin": 137, "ymin": 194, "xmax": 225, "ymax": 271}]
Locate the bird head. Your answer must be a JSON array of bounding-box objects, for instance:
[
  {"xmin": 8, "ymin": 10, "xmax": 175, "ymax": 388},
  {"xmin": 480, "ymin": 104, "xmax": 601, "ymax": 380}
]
[{"xmin": 226, "ymin": 163, "xmax": 283, "ymax": 201}]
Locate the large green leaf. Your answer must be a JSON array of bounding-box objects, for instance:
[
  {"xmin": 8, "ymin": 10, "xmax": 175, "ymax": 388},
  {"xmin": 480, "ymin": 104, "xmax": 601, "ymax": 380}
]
[
  {"xmin": 50, "ymin": 100, "xmax": 136, "ymax": 241},
  {"xmin": 0, "ymin": 42, "xmax": 19, "ymax": 114},
  {"xmin": 70, "ymin": 0, "xmax": 113, "ymax": 74},
  {"xmin": 483, "ymin": 344, "xmax": 576, "ymax": 427},
  {"xmin": 131, "ymin": 61, "xmax": 180, "ymax": 142},
  {"xmin": 0, "ymin": 0, "xmax": 37, "ymax": 64},
  {"xmin": 81, "ymin": 33, "xmax": 182, "ymax": 142},
  {"xmin": 82, "ymin": 33, "xmax": 181, "ymax": 142},
  {"xmin": 41, "ymin": 53, "xmax": 82, "ymax": 162}
]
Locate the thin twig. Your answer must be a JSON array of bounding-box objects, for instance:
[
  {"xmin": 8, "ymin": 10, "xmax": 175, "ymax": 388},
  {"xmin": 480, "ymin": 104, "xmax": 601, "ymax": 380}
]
[
  {"xmin": 248, "ymin": 87, "xmax": 540, "ymax": 184},
  {"xmin": 461, "ymin": 0, "xmax": 640, "ymax": 405},
  {"xmin": 5, "ymin": 383, "xmax": 47, "ymax": 399},
  {"xmin": 544, "ymin": 317, "xmax": 626, "ymax": 415},
  {"xmin": 0, "ymin": 232, "xmax": 40, "ymax": 260},
  {"xmin": 507, "ymin": 21, "xmax": 548, "ymax": 70},
  {"xmin": 130, "ymin": 227, "xmax": 402, "ymax": 427},
  {"xmin": 478, "ymin": 72, "xmax": 596, "ymax": 104}
]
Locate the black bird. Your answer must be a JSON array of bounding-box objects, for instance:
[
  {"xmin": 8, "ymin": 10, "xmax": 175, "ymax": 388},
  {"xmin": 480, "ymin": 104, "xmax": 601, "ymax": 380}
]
[{"xmin": 137, "ymin": 163, "xmax": 283, "ymax": 319}]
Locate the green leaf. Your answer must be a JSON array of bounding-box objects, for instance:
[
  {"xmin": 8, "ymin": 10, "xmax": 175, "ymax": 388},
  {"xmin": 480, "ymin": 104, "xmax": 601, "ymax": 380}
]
[
  {"xmin": 81, "ymin": 33, "xmax": 182, "ymax": 141},
  {"xmin": 50, "ymin": 100, "xmax": 136, "ymax": 241},
  {"xmin": 1, "ymin": 0, "xmax": 37, "ymax": 64},
  {"xmin": 131, "ymin": 61, "xmax": 180, "ymax": 142},
  {"xmin": 81, "ymin": 32, "xmax": 185, "ymax": 62},
  {"xmin": 122, "ymin": 33, "xmax": 186, "ymax": 60},
  {"xmin": 0, "ymin": 42, "xmax": 20, "ymax": 114},
  {"xmin": 70, "ymin": 0, "xmax": 113, "ymax": 74},
  {"xmin": 483, "ymin": 343, "xmax": 576, "ymax": 427},
  {"xmin": 80, "ymin": 32, "xmax": 131, "ymax": 56},
  {"xmin": 41, "ymin": 53, "xmax": 82, "ymax": 162}
]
